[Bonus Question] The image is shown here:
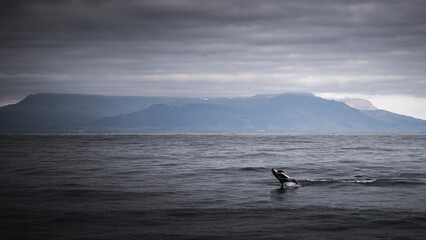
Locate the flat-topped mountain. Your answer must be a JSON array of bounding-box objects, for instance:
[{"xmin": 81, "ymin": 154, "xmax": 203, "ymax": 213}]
[
  {"xmin": 0, "ymin": 93, "xmax": 187, "ymax": 131},
  {"xmin": 88, "ymin": 93, "xmax": 390, "ymax": 132},
  {"xmin": 1, "ymin": 93, "xmax": 425, "ymax": 132}
]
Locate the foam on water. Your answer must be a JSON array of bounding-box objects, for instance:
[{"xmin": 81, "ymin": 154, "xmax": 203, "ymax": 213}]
[{"xmin": 303, "ymin": 177, "xmax": 376, "ymax": 184}]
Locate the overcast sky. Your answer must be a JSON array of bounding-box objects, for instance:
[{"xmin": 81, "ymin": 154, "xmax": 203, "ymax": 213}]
[{"xmin": 1, "ymin": 0, "xmax": 426, "ymax": 119}]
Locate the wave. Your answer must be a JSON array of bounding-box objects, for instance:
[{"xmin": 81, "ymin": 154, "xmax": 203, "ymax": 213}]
[
  {"xmin": 204, "ymin": 166, "xmax": 269, "ymax": 173},
  {"xmin": 238, "ymin": 167, "xmax": 269, "ymax": 172},
  {"xmin": 300, "ymin": 177, "xmax": 425, "ymax": 187},
  {"xmin": 235, "ymin": 152, "xmax": 280, "ymax": 158},
  {"xmin": 339, "ymin": 147, "xmax": 396, "ymax": 152},
  {"xmin": 371, "ymin": 178, "xmax": 425, "ymax": 187},
  {"xmin": 301, "ymin": 178, "xmax": 376, "ymax": 186}
]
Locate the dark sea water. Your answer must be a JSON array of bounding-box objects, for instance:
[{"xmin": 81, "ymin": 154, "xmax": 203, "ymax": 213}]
[{"xmin": 1, "ymin": 133, "xmax": 425, "ymax": 240}]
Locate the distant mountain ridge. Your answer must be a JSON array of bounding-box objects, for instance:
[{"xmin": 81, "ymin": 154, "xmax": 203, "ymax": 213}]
[
  {"xmin": 1, "ymin": 93, "xmax": 425, "ymax": 132},
  {"xmin": 0, "ymin": 93, "xmax": 187, "ymax": 131}
]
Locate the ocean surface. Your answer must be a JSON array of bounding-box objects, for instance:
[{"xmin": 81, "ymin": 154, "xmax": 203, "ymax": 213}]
[{"xmin": 1, "ymin": 133, "xmax": 425, "ymax": 239}]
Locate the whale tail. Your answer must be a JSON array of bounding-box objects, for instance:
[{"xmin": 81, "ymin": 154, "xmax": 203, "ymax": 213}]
[{"xmin": 271, "ymin": 168, "xmax": 299, "ymax": 187}]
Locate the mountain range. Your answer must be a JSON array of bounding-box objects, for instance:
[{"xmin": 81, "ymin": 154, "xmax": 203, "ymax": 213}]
[{"xmin": 1, "ymin": 93, "xmax": 425, "ymax": 132}]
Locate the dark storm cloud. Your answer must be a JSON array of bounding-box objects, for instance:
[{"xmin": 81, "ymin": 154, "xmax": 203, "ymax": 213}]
[{"xmin": 1, "ymin": 0, "xmax": 426, "ymax": 104}]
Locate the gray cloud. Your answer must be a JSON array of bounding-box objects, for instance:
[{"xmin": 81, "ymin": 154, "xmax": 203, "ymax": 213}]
[{"xmin": 1, "ymin": 0, "xmax": 426, "ymax": 104}]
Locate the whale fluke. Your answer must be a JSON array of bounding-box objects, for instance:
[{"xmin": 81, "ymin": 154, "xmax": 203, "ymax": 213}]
[{"xmin": 271, "ymin": 168, "xmax": 299, "ymax": 188}]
